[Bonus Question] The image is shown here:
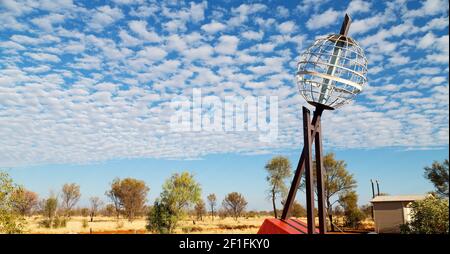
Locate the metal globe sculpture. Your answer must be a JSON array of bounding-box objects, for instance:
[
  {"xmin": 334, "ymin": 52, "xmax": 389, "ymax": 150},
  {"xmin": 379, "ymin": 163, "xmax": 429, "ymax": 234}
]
[
  {"xmin": 267, "ymin": 14, "xmax": 370, "ymax": 235},
  {"xmin": 296, "ymin": 17, "xmax": 368, "ymax": 109}
]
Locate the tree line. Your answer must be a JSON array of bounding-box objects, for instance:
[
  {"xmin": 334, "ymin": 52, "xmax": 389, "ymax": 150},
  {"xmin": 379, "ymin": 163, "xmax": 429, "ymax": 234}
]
[
  {"xmin": 264, "ymin": 153, "xmax": 449, "ymax": 232},
  {"xmin": 1, "ymin": 156, "xmax": 448, "ymax": 233},
  {"xmin": 0, "ymin": 170, "xmax": 252, "ymax": 233}
]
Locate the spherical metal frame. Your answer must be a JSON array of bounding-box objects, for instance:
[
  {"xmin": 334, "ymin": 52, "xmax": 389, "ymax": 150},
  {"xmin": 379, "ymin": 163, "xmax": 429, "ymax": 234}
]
[{"xmin": 296, "ymin": 34, "xmax": 368, "ymax": 109}]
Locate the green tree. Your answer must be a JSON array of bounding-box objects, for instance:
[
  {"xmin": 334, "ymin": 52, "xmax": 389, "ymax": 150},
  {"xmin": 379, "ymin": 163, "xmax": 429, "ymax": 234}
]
[
  {"xmin": 0, "ymin": 171, "xmax": 25, "ymax": 233},
  {"xmin": 11, "ymin": 187, "xmax": 39, "ymax": 216},
  {"xmin": 61, "ymin": 183, "xmax": 81, "ymax": 218},
  {"xmin": 207, "ymin": 193, "xmax": 217, "ymax": 221},
  {"xmin": 300, "ymin": 152, "xmax": 357, "ymax": 231},
  {"xmin": 338, "ymin": 191, "xmax": 364, "ymax": 228},
  {"xmin": 40, "ymin": 194, "xmax": 58, "ymax": 228},
  {"xmin": 360, "ymin": 204, "xmax": 373, "ymax": 219},
  {"xmin": 291, "ymin": 201, "xmax": 307, "ymax": 218},
  {"xmin": 147, "ymin": 199, "xmax": 177, "ymax": 233},
  {"xmin": 194, "ymin": 199, "xmax": 206, "ymax": 221},
  {"xmin": 89, "ymin": 197, "xmax": 103, "ymax": 222},
  {"xmin": 222, "ymin": 192, "xmax": 248, "ymax": 220},
  {"xmin": 106, "ymin": 178, "xmax": 149, "ymax": 221},
  {"xmin": 80, "ymin": 208, "xmax": 89, "ymax": 217},
  {"xmin": 147, "ymin": 172, "xmax": 201, "ymax": 233},
  {"xmin": 401, "ymin": 196, "xmax": 449, "ymax": 234},
  {"xmin": 424, "ymin": 159, "xmax": 449, "ymax": 197},
  {"xmin": 265, "ymin": 156, "xmax": 291, "ymax": 218}
]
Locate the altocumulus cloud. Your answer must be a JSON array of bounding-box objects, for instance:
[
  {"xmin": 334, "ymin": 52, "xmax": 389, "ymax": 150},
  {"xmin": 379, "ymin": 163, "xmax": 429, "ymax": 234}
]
[{"xmin": 0, "ymin": 0, "xmax": 448, "ymax": 167}]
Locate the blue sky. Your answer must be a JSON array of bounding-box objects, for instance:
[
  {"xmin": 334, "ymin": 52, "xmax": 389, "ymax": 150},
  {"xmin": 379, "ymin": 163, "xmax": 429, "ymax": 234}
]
[{"xmin": 0, "ymin": 0, "xmax": 448, "ymax": 210}]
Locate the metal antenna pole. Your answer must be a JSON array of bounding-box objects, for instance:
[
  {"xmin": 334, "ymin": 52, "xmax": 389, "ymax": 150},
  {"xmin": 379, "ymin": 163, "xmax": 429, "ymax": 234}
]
[
  {"xmin": 376, "ymin": 180, "xmax": 380, "ymax": 196},
  {"xmin": 371, "ymin": 179, "xmax": 375, "ymax": 198},
  {"xmin": 370, "ymin": 179, "xmax": 375, "ymax": 219}
]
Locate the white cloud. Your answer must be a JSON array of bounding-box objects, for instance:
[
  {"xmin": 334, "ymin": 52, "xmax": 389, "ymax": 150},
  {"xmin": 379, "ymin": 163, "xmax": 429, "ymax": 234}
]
[
  {"xmin": 38, "ymin": 0, "xmax": 76, "ymax": 12},
  {"xmin": 112, "ymin": 0, "xmax": 143, "ymax": 5},
  {"xmin": 0, "ymin": 1, "xmax": 448, "ymax": 167},
  {"xmin": 252, "ymin": 42, "xmax": 276, "ymax": 52},
  {"xmin": 128, "ymin": 20, "xmax": 161, "ymax": 42},
  {"xmin": 31, "ymin": 13, "xmax": 66, "ymax": 32},
  {"xmin": 183, "ymin": 44, "xmax": 213, "ymax": 60},
  {"xmin": 422, "ymin": 16, "xmax": 449, "ymax": 31},
  {"xmin": 241, "ymin": 30, "xmax": 264, "ymax": 40},
  {"xmin": 388, "ymin": 54, "xmax": 410, "ymax": 66},
  {"xmin": 418, "ymin": 32, "xmax": 436, "ymax": 49},
  {"xmin": 119, "ymin": 30, "xmax": 142, "ymax": 47},
  {"xmin": 346, "ymin": 0, "xmax": 372, "ymax": 15},
  {"xmin": 137, "ymin": 46, "xmax": 167, "ymax": 61},
  {"xmin": 276, "ymin": 6, "xmax": 289, "ymax": 18},
  {"xmin": 350, "ymin": 14, "xmax": 384, "ymax": 35},
  {"xmin": 166, "ymin": 34, "xmax": 187, "ymax": 52},
  {"xmin": 90, "ymin": 5, "xmax": 124, "ymax": 31},
  {"xmin": 278, "ymin": 21, "xmax": 297, "ymax": 34},
  {"xmin": 201, "ymin": 21, "xmax": 226, "ymax": 33},
  {"xmin": 189, "ymin": 1, "xmax": 207, "ymax": 23},
  {"xmin": 24, "ymin": 52, "xmax": 61, "ymax": 62},
  {"xmin": 215, "ymin": 35, "xmax": 239, "ymax": 55},
  {"xmin": 404, "ymin": 0, "xmax": 448, "ymax": 18},
  {"xmin": 70, "ymin": 55, "xmax": 102, "ymax": 69},
  {"xmin": 306, "ymin": 8, "xmax": 340, "ymax": 30},
  {"xmin": 228, "ymin": 3, "xmax": 267, "ymax": 27}
]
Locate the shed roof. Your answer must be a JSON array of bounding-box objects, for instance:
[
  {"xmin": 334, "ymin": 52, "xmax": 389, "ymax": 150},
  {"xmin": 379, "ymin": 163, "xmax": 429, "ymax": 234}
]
[{"xmin": 370, "ymin": 194, "xmax": 429, "ymax": 203}]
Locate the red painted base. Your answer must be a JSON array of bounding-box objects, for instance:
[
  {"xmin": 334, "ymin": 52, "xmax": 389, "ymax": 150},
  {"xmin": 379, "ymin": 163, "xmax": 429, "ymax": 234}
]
[{"xmin": 257, "ymin": 218, "xmax": 319, "ymax": 234}]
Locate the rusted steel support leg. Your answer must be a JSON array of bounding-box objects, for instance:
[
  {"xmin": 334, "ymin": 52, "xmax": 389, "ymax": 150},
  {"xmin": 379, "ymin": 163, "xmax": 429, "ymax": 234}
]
[
  {"xmin": 314, "ymin": 108, "xmax": 327, "ymax": 234},
  {"xmin": 303, "ymin": 108, "xmax": 315, "ymax": 234},
  {"xmin": 281, "ymin": 107, "xmax": 323, "ymax": 221}
]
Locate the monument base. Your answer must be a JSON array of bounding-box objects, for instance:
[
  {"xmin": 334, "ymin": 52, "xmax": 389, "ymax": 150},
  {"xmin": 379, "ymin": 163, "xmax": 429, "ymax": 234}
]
[{"xmin": 257, "ymin": 218, "xmax": 319, "ymax": 234}]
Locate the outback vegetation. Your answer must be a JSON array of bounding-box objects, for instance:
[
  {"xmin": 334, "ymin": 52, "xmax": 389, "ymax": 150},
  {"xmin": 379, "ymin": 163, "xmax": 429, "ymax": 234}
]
[{"xmin": 0, "ymin": 156, "xmax": 447, "ymax": 234}]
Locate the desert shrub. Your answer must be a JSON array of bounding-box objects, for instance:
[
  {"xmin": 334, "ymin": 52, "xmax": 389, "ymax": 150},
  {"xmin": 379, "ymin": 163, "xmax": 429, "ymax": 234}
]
[
  {"xmin": 82, "ymin": 219, "xmax": 89, "ymax": 228},
  {"xmin": 53, "ymin": 216, "xmax": 67, "ymax": 228},
  {"xmin": 344, "ymin": 208, "xmax": 365, "ymax": 228},
  {"xmin": 222, "ymin": 192, "xmax": 247, "ymax": 220},
  {"xmin": 291, "ymin": 202, "xmax": 307, "ymax": 218},
  {"xmin": 146, "ymin": 200, "xmax": 177, "ymax": 233},
  {"xmin": 360, "ymin": 204, "xmax": 373, "ymax": 219},
  {"xmin": 40, "ymin": 216, "xmax": 66, "ymax": 228},
  {"xmin": 38, "ymin": 219, "xmax": 52, "ymax": 228},
  {"xmin": 80, "ymin": 208, "xmax": 89, "ymax": 217},
  {"xmin": 194, "ymin": 200, "xmax": 206, "ymax": 221},
  {"xmin": 401, "ymin": 196, "xmax": 449, "ymax": 234},
  {"xmin": 339, "ymin": 191, "xmax": 364, "ymax": 228},
  {"xmin": 245, "ymin": 210, "xmax": 258, "ymax": 218},
  {"xmin": 102, "ymin": 204, "xmax": 116, "ymax": 217},
  {"xmin": 61, "ymin": 183, "xmax": 81, "ymax": 218},
  {"xmin": 182, "ymin": 226, "xmax": 203, "ymax": 233},
  {"xmin": 11, "ymin": 187, "xmax": 38, "ymax": 216},
  {"xmin": 116, "ymin": 220, "xmax": 124, "ymax": 229},
  {"xmin": 146, "ymin": 172, "xmax": 201, "ymax": 233},
  {"xmin": 39, "ymin": 195, "xmax": 58, "ymax": 228},
  {"xmin": 106, "ymin": 178, "xmax": 149, "ymax": 221},
  {"xmin": 0, "ymin": 171, "xmax": 25, "ymax": 233},
  {"xmin": 217, "ymin": 224, "xmax": 258, "ymax": 230},
  {"xmin": 218, "ymin": 209, "xmax": 228, "ymax": 219}
]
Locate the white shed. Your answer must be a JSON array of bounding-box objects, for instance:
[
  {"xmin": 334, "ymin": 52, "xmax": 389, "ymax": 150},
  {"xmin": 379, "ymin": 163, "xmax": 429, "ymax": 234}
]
[{"xmin": 370, "ymin": 195, "xmax": 428, "ymax": 233}]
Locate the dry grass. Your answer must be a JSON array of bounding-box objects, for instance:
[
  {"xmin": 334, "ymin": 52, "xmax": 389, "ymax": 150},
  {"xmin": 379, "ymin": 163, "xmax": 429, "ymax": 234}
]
[
  {"xmin": 23, "ymin": 215, "xmax": 374, "ymax": 234},
  {"xmin": 23, "ymin": 215, "xmax": 268, "ymax": 234}
]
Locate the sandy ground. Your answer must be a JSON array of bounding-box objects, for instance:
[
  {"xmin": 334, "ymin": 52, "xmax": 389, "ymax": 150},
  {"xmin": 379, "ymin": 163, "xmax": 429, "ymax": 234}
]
[
  {"xmin": 23, "ymin": 215, "xmax": 268, "ymax": 234},
  {"xmin": 23, "ymin": 216, "xmax": 374, "ymax": 234}
]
